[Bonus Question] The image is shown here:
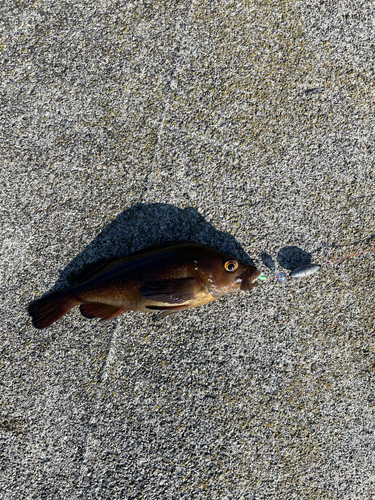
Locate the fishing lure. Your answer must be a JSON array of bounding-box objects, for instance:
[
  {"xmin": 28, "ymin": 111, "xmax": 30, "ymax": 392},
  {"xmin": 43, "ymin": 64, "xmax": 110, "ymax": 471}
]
[{"xmin": 258, "ymin": 246, "xmax": 375, "ymax": 283}]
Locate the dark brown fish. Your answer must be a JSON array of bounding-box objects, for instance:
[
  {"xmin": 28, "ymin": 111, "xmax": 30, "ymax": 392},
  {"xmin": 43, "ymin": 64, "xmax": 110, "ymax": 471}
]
[{"xmin": 28, "ymin": 241, "xmax": 260, "ymax": 329}]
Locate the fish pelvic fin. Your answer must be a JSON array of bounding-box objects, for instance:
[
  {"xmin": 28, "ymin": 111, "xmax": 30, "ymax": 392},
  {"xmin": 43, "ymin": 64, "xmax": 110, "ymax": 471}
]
[
  {"xmin": 79, "ymin": 303, "xmax": 125, "ymax": 321},
  {"xmin": 28, "ymin": 291, "xmax": 78, "ymax": 329},
  {"xmin": 146, "ymin": 305, "xmax": 190, "ymax": 318}
]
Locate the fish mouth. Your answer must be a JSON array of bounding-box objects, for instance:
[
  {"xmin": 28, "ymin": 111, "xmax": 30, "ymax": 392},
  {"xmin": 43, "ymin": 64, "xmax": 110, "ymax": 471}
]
[{"xmin": 239, "ymin": 267, "xmax": 261, "ymax": 291}]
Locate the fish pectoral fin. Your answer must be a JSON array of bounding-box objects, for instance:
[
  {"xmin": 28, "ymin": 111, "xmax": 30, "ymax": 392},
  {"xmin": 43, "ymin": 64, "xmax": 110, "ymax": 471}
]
[
  {"xmin": 140, "ymin": 278, "xmax": 197, "ymax": 304},
  {"xmin": 79, "ymin": 303, "xmax": 125, "ymax": 320},
  {"xmin": 146, "ymin": 305, "xmax": 189, "ymax": 318}
]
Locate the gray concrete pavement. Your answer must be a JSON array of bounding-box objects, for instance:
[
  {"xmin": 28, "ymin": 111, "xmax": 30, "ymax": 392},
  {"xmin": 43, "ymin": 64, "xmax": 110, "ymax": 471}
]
[{"xmin": 1, "ymin": 1, "xmax": 375, "ymax": 498}]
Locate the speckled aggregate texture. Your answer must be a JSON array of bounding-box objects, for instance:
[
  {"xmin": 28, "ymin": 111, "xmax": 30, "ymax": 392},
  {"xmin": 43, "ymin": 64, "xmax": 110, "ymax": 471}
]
[{"xmin": 1, "ymin": 0, "xmax": 375, "ymax": 498}]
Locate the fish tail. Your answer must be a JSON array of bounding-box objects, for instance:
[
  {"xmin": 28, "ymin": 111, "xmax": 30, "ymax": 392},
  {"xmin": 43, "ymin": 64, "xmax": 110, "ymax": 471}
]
[{"xmin": 28, "ymin": 290, "xmax": 79, "ymax": 329}]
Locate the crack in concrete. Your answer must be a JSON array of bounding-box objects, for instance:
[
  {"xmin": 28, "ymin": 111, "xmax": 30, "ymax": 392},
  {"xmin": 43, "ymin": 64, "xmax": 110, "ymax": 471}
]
[
  {"xmin": 139, "ymin": 4, "xmax": 196, "ymax": 200},
  {"xmin": 74, "ymin": 6, "xmax": 196, "ymax": 492}
]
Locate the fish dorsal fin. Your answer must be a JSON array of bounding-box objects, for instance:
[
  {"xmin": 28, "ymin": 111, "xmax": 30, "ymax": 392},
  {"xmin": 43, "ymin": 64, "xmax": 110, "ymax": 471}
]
[
  {"xmin": 69, "ymin": 242, "xmax": 192, "ymax": 285},
  {"xmin": 68, "ymin": 257, "xmax": 125, "ymax": 285},
  {"xmin": 140, "ymin": 278, "xmax": 197, "ymax": 304},
  {"xmin": 79, "ymin": 303, "xmax": 125, "ymax": 320}
]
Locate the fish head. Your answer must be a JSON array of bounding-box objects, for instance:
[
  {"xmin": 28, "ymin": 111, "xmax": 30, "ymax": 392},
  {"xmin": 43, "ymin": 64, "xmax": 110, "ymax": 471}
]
[{"xmin": 191, "ymin": 250, "xmax": 260, "ymax": 298}]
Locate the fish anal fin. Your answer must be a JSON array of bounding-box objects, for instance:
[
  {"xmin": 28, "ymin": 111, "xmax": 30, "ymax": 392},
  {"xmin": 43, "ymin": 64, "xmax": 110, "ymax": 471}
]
[
  {"xmin": 80, "ymin": 303, "xmax": 125, "ymax": 320},
  {"xmin": 140, "ymin": 278, "xmax": 197, "ymax": 304}
]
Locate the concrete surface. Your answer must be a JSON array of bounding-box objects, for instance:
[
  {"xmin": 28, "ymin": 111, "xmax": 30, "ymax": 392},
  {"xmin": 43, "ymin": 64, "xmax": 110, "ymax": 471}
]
[{"xmin": 1, "ymin": 0, "xmax": 375, "ymax": 498}]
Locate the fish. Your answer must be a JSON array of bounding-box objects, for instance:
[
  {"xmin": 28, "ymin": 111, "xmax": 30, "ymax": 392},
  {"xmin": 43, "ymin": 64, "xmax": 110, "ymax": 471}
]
[{"xmin": 28, "ymin": 241, "xmax": 261, "ymax": 329}]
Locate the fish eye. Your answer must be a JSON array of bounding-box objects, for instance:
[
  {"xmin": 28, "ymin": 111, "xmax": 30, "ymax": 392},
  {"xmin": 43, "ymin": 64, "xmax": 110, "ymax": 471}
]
[{"xmin": 224, "ymin": 260, "xmax": 238, "ymax": 272}]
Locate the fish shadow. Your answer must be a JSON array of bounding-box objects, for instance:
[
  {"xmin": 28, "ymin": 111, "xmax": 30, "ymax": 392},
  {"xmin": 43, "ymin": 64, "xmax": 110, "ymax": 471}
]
[
  {"xmin": 260, "ymin": 251, "xmax": 276, "ymax": 272},
  {"xmin": 277, "ymin": 246, "xmax": 312, "ymax": 271},
  {"xmin": 45, "ymin": 203, "xmax": 257, "ymax": 294}
]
